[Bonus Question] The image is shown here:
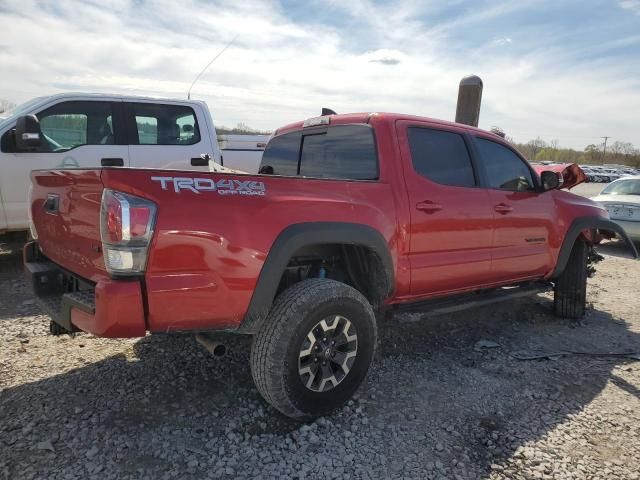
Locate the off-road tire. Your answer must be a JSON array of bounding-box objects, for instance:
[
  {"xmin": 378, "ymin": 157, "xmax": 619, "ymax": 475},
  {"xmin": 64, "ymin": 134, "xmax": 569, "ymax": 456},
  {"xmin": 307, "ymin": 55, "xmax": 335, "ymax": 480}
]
[
  {"xmin": 250, "ymin": 279, "xmax": 377, "ymax": 420},
  {"xmin": 554, "ymin": 239, "xmax": 588, "ymax": 318}
]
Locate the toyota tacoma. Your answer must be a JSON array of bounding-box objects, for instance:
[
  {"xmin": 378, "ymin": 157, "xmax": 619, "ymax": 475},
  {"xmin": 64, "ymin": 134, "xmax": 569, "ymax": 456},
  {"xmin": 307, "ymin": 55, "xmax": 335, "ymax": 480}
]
[{"xmin": 24, "ymin": 112, "xmax": 638, "ymax": 419}]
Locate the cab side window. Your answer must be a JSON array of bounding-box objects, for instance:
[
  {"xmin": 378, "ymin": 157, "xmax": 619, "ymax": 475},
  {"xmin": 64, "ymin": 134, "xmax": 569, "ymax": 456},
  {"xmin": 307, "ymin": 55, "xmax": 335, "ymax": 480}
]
[
  {"xmin": 475, "ymin": 138, "xmax": 535, "ymax": 192},
  {"xmin": 408, "ymin": 127, "xmax": 476, "ymax": 187},
  {"xmin": 37, "ymin": 101, "xmax": 114, "ymax": 152},
  {"xmin": 130, "ymin": 103, "xmax": 200, "ymax": 145}
]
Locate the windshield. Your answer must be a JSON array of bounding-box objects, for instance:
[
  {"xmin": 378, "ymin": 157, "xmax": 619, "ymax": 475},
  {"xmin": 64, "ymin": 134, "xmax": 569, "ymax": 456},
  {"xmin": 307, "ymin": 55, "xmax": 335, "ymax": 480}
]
[{"xmin": 601, "ymin": 179, "xmax": 640, "ymax": 196}]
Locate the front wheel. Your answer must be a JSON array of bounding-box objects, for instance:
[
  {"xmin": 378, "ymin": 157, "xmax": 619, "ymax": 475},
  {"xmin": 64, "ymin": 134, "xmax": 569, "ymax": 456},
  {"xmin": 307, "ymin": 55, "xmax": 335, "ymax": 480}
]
[
  {"xmin": 250, "ymin": 279, "xmax": 377, "ymax": 420},
  {"xmin": 554, "ymin": 239, "xmax": 588, "ymax": 318}
]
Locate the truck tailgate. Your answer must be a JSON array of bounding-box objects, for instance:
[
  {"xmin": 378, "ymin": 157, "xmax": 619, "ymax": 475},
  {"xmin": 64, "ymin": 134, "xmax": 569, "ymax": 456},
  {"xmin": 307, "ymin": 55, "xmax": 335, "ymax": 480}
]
[{"xmin": 30, "ymin": 169, "xmax": 107, "ymax": 283}]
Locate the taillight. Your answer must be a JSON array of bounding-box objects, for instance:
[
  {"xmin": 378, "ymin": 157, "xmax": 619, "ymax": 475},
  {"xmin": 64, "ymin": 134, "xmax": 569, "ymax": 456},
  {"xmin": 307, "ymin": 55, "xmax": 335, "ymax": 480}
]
[{"xmin": 100, "ymin": 189, "xmax": 157, "ymax": 276}]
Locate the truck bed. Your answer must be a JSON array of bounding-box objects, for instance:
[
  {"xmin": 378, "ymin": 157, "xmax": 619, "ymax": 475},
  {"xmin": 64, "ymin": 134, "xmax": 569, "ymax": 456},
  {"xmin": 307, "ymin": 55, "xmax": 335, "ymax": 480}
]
[{"xmin": 29, "ymin": 167, "xmax": 397, "ymax": 334}]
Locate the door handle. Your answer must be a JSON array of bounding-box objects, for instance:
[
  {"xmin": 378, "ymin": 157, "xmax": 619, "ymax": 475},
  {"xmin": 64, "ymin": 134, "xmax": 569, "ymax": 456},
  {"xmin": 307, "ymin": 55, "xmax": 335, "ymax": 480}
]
[
  {"xmin": 191, "ymin": 154, "xmax": 210, "ymax": 166},
  {"xmin": 416, "ymin": 201, "xmax": 443, "ymax": 214},
  {"xmin": 494, "ymin": 203, "xmax": 513, "ymax": 214},
  {"xmin": 101, "ymin": 158, "xmax": 124, "ymax": 167}
]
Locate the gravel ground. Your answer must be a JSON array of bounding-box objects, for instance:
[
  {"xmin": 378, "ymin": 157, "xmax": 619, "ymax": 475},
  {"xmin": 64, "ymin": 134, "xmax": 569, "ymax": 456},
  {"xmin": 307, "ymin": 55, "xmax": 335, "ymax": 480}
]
[{"xmin": 1, "ymin": 235, "xmax": 639, "ymax": 479}]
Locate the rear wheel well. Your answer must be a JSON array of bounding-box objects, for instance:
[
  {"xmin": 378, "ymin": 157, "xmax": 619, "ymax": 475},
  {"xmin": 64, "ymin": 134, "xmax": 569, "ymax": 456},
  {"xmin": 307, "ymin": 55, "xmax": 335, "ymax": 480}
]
[{"xmin": 275, "ymin": 243, "xmax": 390, "ymax": 308}]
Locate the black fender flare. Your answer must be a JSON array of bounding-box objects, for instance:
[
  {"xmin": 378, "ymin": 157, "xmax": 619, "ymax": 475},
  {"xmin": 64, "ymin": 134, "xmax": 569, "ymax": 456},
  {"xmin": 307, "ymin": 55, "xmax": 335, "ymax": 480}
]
[
  {"xmin": 238, "ymin": 222, "xmax": 394, "ymax": 334},
  {"xmin": 550, "ymin": 216, "xmax": 638, "ymax": 279}
]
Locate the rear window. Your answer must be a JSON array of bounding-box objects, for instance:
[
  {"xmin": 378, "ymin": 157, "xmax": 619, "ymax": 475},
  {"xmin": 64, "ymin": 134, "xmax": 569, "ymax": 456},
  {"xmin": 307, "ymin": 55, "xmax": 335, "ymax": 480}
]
[
  {"xmin": 259, "ymin": 131, "xmax": 301, "ymax": 176},
  {"xmin": 260, "ymin": 125, "xmax": 378, "ymax": 180}
]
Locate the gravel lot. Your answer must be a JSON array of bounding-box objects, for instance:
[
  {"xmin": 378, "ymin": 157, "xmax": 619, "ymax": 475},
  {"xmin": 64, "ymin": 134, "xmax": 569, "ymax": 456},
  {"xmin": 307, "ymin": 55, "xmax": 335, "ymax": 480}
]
[{"xmin": 1, "ymin": 231, "xmax": 639, "ymax": 479}]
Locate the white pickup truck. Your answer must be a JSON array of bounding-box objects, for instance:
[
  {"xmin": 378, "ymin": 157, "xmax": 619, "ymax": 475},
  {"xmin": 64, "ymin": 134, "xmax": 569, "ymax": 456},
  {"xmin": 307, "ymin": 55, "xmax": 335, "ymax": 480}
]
[{"xmin": 0, "ymin": 93, "xmax": 267, "ymax": 233}]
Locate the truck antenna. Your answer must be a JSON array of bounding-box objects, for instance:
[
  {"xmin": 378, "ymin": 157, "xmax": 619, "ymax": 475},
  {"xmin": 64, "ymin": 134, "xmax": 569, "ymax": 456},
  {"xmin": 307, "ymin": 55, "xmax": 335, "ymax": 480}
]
[{"xmin": 187, "ymin": 34, "xmax": 239, "ymax": 100}]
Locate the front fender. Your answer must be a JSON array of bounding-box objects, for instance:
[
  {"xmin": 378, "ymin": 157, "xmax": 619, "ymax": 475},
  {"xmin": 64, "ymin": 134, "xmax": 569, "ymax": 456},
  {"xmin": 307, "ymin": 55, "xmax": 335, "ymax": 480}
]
[{"xmin": 550, "ymin": 216, "xmax": 638, "ymax": 279}]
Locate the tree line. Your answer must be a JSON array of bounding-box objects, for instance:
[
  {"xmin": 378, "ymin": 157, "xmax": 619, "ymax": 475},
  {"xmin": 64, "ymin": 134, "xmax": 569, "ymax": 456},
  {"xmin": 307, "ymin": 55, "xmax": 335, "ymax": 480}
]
[
  {"xmin": 216, "ymin": 122, "xmax": 271, "ymax": 135},
  {"xmin": 490, "ymin": 128, "xmax": 640, "ymax": 168}
]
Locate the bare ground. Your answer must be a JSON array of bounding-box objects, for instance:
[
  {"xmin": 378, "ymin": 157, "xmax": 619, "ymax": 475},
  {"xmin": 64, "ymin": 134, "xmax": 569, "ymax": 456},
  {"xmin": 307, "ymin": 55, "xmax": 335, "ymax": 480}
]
[{"xmin": 0, "ymin": 235, "xmax": 639, "ymax": 479}]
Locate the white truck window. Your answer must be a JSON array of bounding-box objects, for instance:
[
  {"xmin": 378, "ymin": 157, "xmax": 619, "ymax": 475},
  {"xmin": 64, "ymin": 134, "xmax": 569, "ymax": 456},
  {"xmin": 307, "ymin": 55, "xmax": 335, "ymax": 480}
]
[
  {"xmin": 136, "ymin": 116, "xmax": 158, "ymax": 145},
  {"xmin": 40, "ymin": 114, "xmax": 88, "ymax": 148},
  {"xmin": 36, "ymin": 101, "xmax": 114, "ymax": 152},
  {"xmin": 130, "ymin": 104, "xmax": 200, "ymax": 146}
]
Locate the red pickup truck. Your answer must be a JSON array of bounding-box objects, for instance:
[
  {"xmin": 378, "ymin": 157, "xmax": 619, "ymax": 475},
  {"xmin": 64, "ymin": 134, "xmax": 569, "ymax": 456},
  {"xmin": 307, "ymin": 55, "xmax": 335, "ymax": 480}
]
[{"xmin": 25, "ymin": 112, "xmax": 637, "ymax": 419}]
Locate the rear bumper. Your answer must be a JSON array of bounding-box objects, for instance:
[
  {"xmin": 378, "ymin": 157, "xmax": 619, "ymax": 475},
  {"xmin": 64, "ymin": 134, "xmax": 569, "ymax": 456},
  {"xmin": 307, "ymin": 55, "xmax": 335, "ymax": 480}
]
[{"xmin": 23, "ymin": 242, "xmax": 146, "ymax": 338}]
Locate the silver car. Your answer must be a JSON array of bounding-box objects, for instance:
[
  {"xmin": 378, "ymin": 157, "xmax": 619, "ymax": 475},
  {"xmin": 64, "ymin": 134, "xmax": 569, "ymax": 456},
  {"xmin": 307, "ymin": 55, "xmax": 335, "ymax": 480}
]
[{"xmin": 592, "ymin": 176, "xmax": 640, "ymax": 242}]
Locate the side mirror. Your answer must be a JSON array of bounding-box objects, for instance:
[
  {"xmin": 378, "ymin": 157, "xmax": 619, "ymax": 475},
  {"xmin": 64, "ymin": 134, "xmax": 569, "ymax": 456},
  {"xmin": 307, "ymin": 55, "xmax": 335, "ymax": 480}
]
[
  {"xmin": 540, "ymin": 170, "xmax": 561, "ymax": 191},
  {"xmin": 15, "ymin": 115, "xmax": 42, "ymax": 151}
]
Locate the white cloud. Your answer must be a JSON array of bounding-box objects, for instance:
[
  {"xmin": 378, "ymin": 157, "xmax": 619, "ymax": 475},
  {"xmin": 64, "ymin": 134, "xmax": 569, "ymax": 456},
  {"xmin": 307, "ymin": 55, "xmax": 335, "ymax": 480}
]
[
  {"xmin": 362, "ymin": 49, "xmax": 407, "ymax": 65},
  {"xmin": 619, "ymin": 0, "xmax": 640, "ymax": 15},
  {"xmin": 0, "ymin": 0, "xmax": 638, "ymax": 149},
  {"xmin": 490, "ymin": 37, "xmax": 513, "ymax": 47}
]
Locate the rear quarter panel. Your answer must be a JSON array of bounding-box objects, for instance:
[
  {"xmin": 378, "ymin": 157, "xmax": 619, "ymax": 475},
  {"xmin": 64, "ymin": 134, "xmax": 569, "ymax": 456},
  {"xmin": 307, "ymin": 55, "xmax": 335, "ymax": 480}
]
[{"xmin": 101, "ymin": 168, "xmax": 400, "ymax": 332}]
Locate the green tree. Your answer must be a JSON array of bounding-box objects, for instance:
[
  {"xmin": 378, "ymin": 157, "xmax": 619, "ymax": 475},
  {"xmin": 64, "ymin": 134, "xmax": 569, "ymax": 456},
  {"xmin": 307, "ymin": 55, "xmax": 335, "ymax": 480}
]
[{"xmin": 584, "ymin": 144, "xmax": 601, "ymax": 164}]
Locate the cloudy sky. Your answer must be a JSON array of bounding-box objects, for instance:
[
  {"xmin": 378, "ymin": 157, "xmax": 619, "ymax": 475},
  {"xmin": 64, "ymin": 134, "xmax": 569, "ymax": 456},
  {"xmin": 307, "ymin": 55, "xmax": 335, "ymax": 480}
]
[{"xmin": 1, "ymin": 0, "xmax": 639, "ymax": 149}]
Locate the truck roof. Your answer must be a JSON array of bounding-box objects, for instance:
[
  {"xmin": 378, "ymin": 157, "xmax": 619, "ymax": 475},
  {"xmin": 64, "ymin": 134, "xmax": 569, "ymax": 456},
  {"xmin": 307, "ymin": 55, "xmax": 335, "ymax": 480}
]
[
  {"xmin": 274, "ymin": 112, "xmax": 503, "ymax": 139},
  {"xmin": 17, "ymin": 92, "xmax": 208, "ymax": 106}
]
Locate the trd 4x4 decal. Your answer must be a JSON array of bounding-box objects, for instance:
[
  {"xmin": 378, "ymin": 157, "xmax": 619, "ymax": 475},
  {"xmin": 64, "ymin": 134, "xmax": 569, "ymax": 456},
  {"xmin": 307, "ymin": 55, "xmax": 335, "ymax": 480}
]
[{"xmin": 151, "ymin": 176, "xmax": 266, "ymax": 196}]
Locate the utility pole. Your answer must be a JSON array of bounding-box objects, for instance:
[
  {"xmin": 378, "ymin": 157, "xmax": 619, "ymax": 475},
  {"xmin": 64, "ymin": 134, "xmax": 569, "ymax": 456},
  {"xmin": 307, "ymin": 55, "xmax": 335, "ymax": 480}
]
[{"xmin": 601, "ymin": 136, "xmax": 610, "ymax": 163}]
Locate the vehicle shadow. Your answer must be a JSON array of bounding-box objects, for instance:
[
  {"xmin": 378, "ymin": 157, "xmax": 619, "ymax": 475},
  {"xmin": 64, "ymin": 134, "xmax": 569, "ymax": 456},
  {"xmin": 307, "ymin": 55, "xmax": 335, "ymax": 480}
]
[
  {"xmin": 0, "ymin": 239, "xmax": 43, "ymax": 322},
  {"xmin": 1, "ymin": 289, "xmax": 638, "ymax": 478},
  {"xmin": 0, "ymin": 233, "xmax": 26, "ymax": 278}
]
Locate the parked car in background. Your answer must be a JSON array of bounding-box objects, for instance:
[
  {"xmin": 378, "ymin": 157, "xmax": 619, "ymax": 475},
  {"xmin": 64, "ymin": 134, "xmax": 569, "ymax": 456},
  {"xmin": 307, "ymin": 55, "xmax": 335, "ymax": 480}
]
[{"xmin": 592, "ymin": 176, "xmax": 640, "ymax": 243}]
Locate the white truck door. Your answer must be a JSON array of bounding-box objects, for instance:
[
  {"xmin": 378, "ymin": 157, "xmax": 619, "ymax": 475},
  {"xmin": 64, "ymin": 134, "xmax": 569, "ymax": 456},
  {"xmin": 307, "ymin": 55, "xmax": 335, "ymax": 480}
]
[
  {"xmin": 0, "ymin": 100, "xmax": 128, "ymax": 231},
  {"xmin": 126, "ymin": 102, "xmax": 214, "ymax": 171}
]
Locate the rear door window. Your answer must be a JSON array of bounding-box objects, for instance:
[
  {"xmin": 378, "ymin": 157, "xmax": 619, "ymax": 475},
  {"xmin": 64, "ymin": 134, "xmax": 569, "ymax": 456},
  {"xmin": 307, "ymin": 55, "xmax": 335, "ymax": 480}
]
[
  {"xmin": 475, "ymin": 138, "xmax": 535, "ymax": 191},
  {"xmin": 407, "ymin": 127, "xmax": 476, "ymax": 187},
  {"xmin": 135, "ymin": 116, "xmax": 158, "ymax": 144},
  {"xmin": 129, "ymin": 103, "xmax": 200, "ymax": 145}
]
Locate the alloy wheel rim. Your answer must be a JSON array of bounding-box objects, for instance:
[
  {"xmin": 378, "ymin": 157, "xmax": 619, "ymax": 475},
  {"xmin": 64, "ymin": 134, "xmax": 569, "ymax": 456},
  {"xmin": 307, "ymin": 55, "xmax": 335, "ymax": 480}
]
[{"xmin": 298, "ymin": 315, "xmax": 358, "ymax": 392}]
